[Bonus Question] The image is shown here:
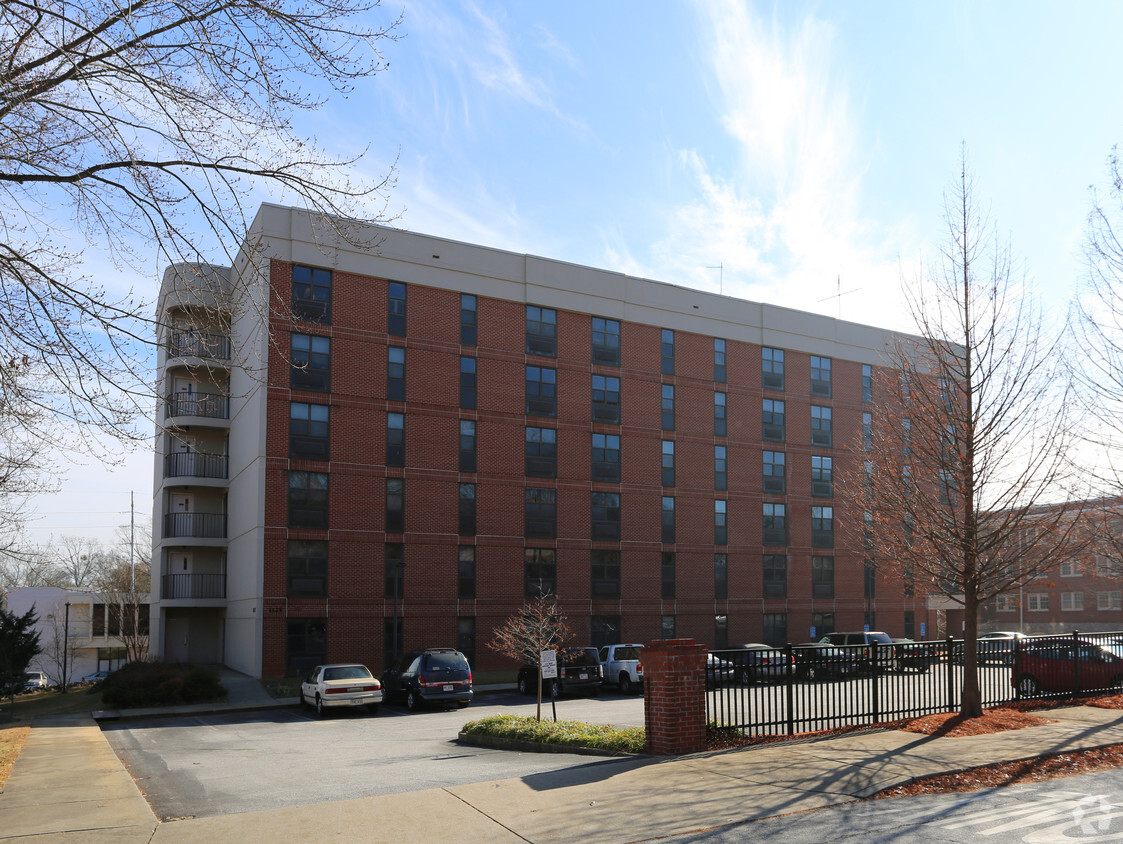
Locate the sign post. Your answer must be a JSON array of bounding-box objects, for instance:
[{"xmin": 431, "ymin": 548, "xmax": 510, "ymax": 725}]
[{"xmin": 541, "ymin": 649, "xmax": 558, "ymax": 721}]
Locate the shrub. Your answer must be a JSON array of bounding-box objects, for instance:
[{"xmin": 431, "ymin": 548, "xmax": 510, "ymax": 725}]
[
  {"xmin": 461, "ymin": 714, "xmax": 645, "ymax": 753},
  {"xmin": 100, "ymin": 662, "xmax": 228, "ymax": 708}
]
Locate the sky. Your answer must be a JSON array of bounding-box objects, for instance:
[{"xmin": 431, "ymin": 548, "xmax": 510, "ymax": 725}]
[{"xmin": 24, "ymin": 0, "xmax": 1123, "ymax": 548}]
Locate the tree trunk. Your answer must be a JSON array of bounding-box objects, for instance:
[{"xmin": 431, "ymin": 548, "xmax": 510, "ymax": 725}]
[{"xmin": 960, "ymin": 587, "xmax": 983, "ymax": 717}]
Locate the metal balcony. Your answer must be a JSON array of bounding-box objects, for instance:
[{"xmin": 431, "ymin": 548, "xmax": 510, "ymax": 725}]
[
  {"xmin": 161, "ymin": 573, "xmax": 226, "ymax": 600},
  {"xmin": 163, "ymin": 451, "xmax": 229, "ymax": 480},
  {"xmin": 163, "ymin": 512, "xmax": 227, "ymax": 539},
  {"xmin": 167, "ymin": 330, "xmax": 231, "ymax": 361},
  {"xmin": 165, "ymin": 391, "xmax": 229, "ymax": 420}
]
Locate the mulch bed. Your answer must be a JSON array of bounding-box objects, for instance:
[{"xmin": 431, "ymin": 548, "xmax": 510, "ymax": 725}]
[{"xmin": 708, "ymin": 695, "xmax": 1123, "ymax": 797}]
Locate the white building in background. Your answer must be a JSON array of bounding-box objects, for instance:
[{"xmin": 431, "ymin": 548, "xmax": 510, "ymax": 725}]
[{"xmin": 4, "ymin": 587, "xmax": 148, "ymax": 684}]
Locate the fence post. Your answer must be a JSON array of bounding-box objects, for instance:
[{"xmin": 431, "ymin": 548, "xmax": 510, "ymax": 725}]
[
  {"xmin": 946, "ymin": 635, "xmax": 956, "ymax": 711},
  {"xmin": 784, "ymin": 643, "xmax": 795, "ymax": 736},
  {"xmin": 870, "ymin": 640, "xmax": 881, "ymax": 723},
  {"xmin": 643, "ymin": 638, "xmax": 707, "ymax": 755},
  {"xmin": 1073, "ymin": 629, "xmax": 1081, "ymax": 693}
]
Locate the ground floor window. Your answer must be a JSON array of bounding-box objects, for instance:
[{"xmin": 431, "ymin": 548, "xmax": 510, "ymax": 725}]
[
  {"xmin": 384, "ymin": 617, "xmax": 403, "ymax": 672},
  {"xmin": 96, "ymin": 647, "xmax": 127, "ymax": 673},
  {"xmin": 458, "ymin": 617, "xmax": 475, "ymax": 666},
  {"xmin": 591, "ymin": 615, "xmax": 620, "ymax": 649},
  {"xmin": 287, "ymin": 618, "xmax": 327, "ymax": 677}
]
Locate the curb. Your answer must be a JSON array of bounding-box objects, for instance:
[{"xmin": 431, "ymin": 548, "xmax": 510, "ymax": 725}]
[{"xmin": 92, "ymin": 699, "xmax": 299, "ymax": 722}]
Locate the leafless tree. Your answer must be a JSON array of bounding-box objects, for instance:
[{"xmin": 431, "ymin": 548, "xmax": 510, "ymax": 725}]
[
  {"xmin": 847, "ymin": 154, "xmax": 1087, "ymax": 717},
  {"xmin": 489, "ymin": 595, "xmax": 571, "ymax": 722},
  {"xmin": 54, "ymin": 535, "xmax": 102, "ymax": 588},
  {"xmin": 1073, "ymin": 148, "xmax": 1123, "ymax": 569},
  {"xmin": 0, "ymin": 359, "xmax": 59, "ymax": 564},
  {"xmin": 0, "ymin": 0, "xmax": 400, "ymax": 469},
  {"xmin": 88, "ymin": 529, "xmax": 152, "ymax": 663},
  {"xmin": 38, "ymin": 599, "xmax": 81, "ymax": 689}
]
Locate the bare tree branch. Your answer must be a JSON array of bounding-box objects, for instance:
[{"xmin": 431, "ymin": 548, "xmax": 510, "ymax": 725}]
[
  {"xmin": 844, "ymin": 149, "xmax": 1086, "ymax": 717},
  {"xmin": 0, "ymin": 0, "xmax": 400, "ymax": 502}
]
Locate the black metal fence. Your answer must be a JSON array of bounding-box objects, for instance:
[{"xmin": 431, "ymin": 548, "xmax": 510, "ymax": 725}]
[{"xmin": 707, "ymin": 631, "xmax": 1123, "ymax": 736}]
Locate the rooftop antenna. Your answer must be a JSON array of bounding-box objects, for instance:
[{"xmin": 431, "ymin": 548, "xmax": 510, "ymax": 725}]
[
  {"xmin": 706, "ymin": 263, "xmax": 723, "ymax": 295},
  {"xmin": 818, "ymin": 274, "xmax": 861, "ymax": 318}
]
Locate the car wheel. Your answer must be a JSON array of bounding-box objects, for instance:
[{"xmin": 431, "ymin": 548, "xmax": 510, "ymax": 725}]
[
  {"xmin": 1111, "ymin": 676, "xmax": 1123, "ymax": 694},
  {"xmin": 1018, "ymin": 675, "xmax": 1041, "ymax": 697},
  {"xmin": 315, "ymin": 695, "xmax": 326, "ymax": 717},
  {"xmin": 805, "ymin": 665, "xmax": 818, "ymax": 682},
  {"xmin": 739, "ymin": 668, "xmax": 753, "ymax": 686},
  {"xmin": 619, "ymin": 673, "xmax": 633, "ymax": 695},
  {"xmin": 517, "ymin": 675, "xmax": 531, "ymax": 696},
  {"xmin": 890, "ymin": 658, "xmax": 901, "ymax": 673},
  {"xmin": 406, "ymin": 689, "xmax": 420, "ymax": 711},
  {"xmin": 549, "ymin": 679, "xmax": 561, "ymax": 698},
  {"xmin": 367, "ymin": 704, "xmax": 379, "ymax": 716}
]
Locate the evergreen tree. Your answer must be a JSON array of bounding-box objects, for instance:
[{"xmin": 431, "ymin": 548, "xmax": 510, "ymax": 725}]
[{"xmin": 0, "ymin": 606, "xmax": 41, "ymax": 701}]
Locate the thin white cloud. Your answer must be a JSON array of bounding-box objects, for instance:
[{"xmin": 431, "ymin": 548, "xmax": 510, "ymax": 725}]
[
  {"xmin": 461, "ymin": 1, "xmax": 552, "ymax": 108},
  {"xmin": 608, "ymin": 0, "xmax": 915, "ymax": 332}
]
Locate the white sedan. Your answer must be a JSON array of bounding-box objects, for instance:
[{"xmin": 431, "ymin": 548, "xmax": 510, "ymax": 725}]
[{"xmin": 300, "ymin": 664, "xmax": 382, "ymax": 716}]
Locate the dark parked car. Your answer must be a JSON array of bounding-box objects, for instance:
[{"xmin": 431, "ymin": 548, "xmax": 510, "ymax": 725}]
[
  {"xmin": 721, "ymin": 643, "xmax": 792, "ymax": 684},
  {"xmin": 381, "ymin": 648, "xmax": 473, "ymax": 711},
  {"xmin": 517, "ymin": 647, "xmax": 603, "ymax": 697},
  {"xmin": 891, "ymin": 638, "xmax": 937, "ymax": 672},
  {"xmin": 705, "ymin": 653, "xmax": 737, "ymax": 689},
  {"xmin": 1014, "ymin": 639, "xmax": 1123, "ymax": 696},
  {"xmin": 792, "ymin": 644, "xmax": 859, "ymax": 680}
]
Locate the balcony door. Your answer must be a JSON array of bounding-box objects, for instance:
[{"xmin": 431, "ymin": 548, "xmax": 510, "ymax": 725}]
[
  {"xmin": 169, "ymin": 493, "xmax": 193, "ymax": 537},
  {"xmin": 173, "ymin": 377, "xmax": 196, "ymax": 415},
  {"xmin": 171, "ymin": 435, "xmax": 196, "ymax": 477}
]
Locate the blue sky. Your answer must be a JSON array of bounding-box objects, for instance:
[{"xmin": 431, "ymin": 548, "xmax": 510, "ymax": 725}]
[{"xmin": 27, "ymin": 0, "xmax": 1123, "ymax": 546}]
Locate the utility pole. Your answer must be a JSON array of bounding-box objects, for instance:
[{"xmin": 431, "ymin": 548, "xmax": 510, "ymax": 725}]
[
  {"xmin": 130, "ymin": 491, "xmax": 135, "ymax": 594},
  {"xmin": 62, "ymin": 601, "xmax": 71, "ymax": 693}
]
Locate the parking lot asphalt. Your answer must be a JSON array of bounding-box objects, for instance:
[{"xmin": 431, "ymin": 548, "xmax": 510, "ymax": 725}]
[{"xmin": 5, "ymin": 669, "xmax": 1123, "ymax": 843}]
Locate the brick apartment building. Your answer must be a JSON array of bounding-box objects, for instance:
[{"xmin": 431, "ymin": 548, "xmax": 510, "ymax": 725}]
[
  {"xmin": 151, "ymin": 204, "xmax": 933, "ymax": 679},
  {"xmin": 973, "ymin": 501, "xmax": 1123, "ymax": 637}
]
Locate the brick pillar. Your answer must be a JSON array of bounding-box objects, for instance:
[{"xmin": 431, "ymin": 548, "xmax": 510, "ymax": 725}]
[{"xmin": 643, "ymin": 638, "xmax": 707, "ymax": 755}]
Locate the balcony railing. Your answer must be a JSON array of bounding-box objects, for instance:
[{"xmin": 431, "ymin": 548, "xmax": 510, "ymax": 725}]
[
  {"xmin": 167, "ymin": 330, "xmax": 231, "ymax": 361},
  {"xmin": 163, "ymin": 512, "xmax": 227, "ymax": 539},
  {"xmin": 164, "ymin": 451, "xmax": 229, "ymax": 480},
  {"xmin": 162, "ymin": 573, "xmax": 226, "ymax": 600},
  {"xmin": 165, "ymin": 391, "xmax": 229, "ymax": 420}
]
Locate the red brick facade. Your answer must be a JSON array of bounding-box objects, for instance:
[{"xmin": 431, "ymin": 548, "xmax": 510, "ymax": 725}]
[{"xmin": 260, "ymin": 258, "xmax": 932, "ymax": 678}]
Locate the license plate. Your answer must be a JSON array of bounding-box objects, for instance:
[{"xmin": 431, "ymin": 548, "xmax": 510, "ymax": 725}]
[
  {"xmin": 443, "ymin": 684, "xmax": 453, "ymax": 692},
  {"xmin": 578, "ymin": 673, "xmax": 588, "ymax": 680},
  {"xmin": 350, "ymin": 698, "xmax": 364, "ymax": 705}
]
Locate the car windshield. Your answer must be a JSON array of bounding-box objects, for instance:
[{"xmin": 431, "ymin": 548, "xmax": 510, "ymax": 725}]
[
  {"xmin": 323, "ymin": 666, "xmax": 372, "ymax": 681},
  {"xmin": 869, "ymin": 633, "xmax": 893, "ymax": 645}
]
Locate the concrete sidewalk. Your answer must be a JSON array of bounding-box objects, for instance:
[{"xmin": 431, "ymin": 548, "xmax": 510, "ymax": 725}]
[{"xmin": 5, "ymin": 672, "xmax": 1123, "ymax": 842}]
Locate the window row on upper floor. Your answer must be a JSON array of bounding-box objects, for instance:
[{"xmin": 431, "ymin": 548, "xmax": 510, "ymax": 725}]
[
  {"xmin": 287, "ymin": 266, "xmax": 876, "ymax": 400},
  {"xmin": 292, "ymin": 401, "xmax": 837, "ymax": 498},
  {"xmin": 290, "ymin": 333, "xmax": 844, "ymax": 446},
  {"xmin": 287, "ymin": 470, "xmax": 836, "ymax": 548},
  {"xmin": 290, "ymin": 538, "xmax": 846, "ymax": 606}
]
